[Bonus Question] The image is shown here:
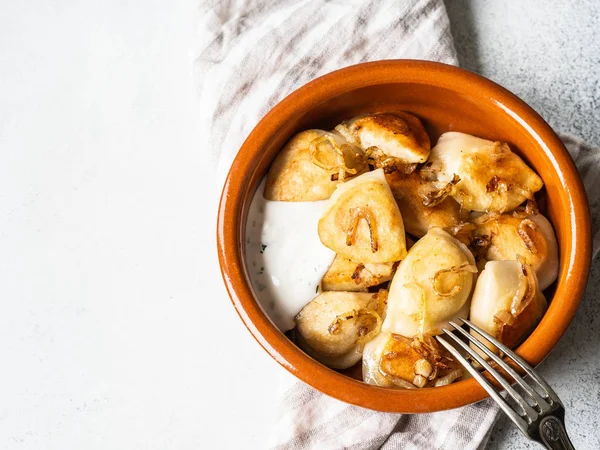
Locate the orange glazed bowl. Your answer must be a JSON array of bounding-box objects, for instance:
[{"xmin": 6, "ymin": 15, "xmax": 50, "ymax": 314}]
[{"xmin": 216, "ymin": 60, "xmax": 591, "ymax": 413}]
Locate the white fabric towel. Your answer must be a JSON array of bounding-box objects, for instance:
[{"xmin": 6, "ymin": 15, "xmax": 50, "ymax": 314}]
[{"xmin": 196, "ymin": 0, "xmax": 600, "ymax": 448}]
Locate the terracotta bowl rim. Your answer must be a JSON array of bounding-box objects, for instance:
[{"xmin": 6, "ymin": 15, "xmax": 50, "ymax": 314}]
[{"xmin": 216, "ymin": 60, "xmax": 592, "ymax": 413}]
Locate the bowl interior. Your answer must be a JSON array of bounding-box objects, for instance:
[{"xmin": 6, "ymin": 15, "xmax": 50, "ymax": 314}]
[{"xmin": 220, "ymin": 61, "xmax": 591, "ymax": 412}]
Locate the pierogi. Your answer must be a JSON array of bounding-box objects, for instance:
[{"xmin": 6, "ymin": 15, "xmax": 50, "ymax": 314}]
[
  {"xmin": 336, "ymin": 112, "xmax": 430, "ymax": 164},
  {"xmin": 383, "ymin": 228, "xmax": 477, "ymax": 337},
  {"xmin": 295, "ymin": 290, "xmax": 387, "ymax": 369},
  {"xmin": 423, "ymin": 132, "xmax": 543, "ymax": 212},
  {"xmin": 255, "ymin": 114, "xmax": 556, "ymax": 391},
  {"xmin": 469, "ymin": 260, "xmax": 547, "ymax": 354},
  {"xmin": 318, "ymin": 169, "xmax": 407, "ymax": 263},
  {"xmin": 265, "ymin": 130, "xmax": 366, "ymax": 201}
]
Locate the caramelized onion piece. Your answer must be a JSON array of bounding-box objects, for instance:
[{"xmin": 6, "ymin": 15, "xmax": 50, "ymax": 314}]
[
  {"xmin": 350, "ymin": 263, "xmax": 366, "ymax": 283},
  {"xmin": 334, "ymin": 123, "xmax": 359, "ymax": 145},
  {"xmin": 511, "ymin": 260, "xmax": 537, "ymax": 317},
  {"xmin": 485, "ymin": 176, "xmax": 509, "ymax": 213},
  {"xmin": 346, "ymin": 206, "xmax": 379, "ymax": 253},
  {"xmin": 446, "ymin": 222, "xmax": 477, "ymax": 236},
  {"xmin": 517, "ymin": 219, "xmax": 539, "ymax": 254},
  {"xmin": 432, "ymin": 264, "xmax": 478, "ymax": 297},
  {"xmin": 472, "ymin": 209, "xmax": 502, "ymax": 226},
  {"xmin": 309, "ymin": 135, "xmax": 362, "ymax": 182},
  {"xmin": 489, "ymin": 142, "xmax": 511, "ymax": 160},
  {"xmin": 419, "ymin": 174, "xmax": 461, "ymax": 207},
  {"xmin": 512, "ymin": 199, "xmax": 539, "ymax": 219},
  {"xmin": 411, "ymin": 335, "xmax": 451, "ymax": 371},
  {"xmin": 327, "ymin": 290, "xmax": 386, "ymax": 346},
  {"xmin": 364, "ymin": 146, "xmax": 418, "ymax": 174},
  {"xmin": 493, "ymin": 260, "xmax": 537, "ymax": 329},
  {"xmin": 419, "ymin": 160, "xmax": 444, "ymax": 182}
]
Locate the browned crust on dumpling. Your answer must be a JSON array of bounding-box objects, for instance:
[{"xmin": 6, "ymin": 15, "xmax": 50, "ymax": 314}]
[
  {"xmin": 385, "ymin": 171, "xmax": 461, "ymax": 237},
  {"xmin": 264, "ymin": 130, "xmax": 365, "ymax": 201},
  {"xmin": 346, "ymin": 112, "xmax": 430, "ymax": 163},
  {"xmin": 322, "ymin": 255, "xmax": 396, "ymax": 291},
  {"xmin": 318, "ymin": 173, "xmax": 407, "ymax": 263}
]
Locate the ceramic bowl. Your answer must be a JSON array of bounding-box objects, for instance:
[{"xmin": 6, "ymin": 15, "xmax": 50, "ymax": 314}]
[{"xmin": 216, "ymin": 60, "xmax": 591, "ymax": 412}]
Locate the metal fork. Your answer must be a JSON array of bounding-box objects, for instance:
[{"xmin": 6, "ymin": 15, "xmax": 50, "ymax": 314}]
[{"xmin": 436, "ymin": 318, "xmax": 575, "ymax": 450}]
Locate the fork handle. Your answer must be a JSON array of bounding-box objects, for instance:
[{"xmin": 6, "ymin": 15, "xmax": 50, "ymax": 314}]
[{"xmin": 539, "ymin": 416, "xmax": 575, "ymax": 450}]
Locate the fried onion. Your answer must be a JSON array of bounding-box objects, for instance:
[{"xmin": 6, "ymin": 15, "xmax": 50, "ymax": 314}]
[
  {"xmin": 432, "ymin": 264, "xmax": 478, "ymax": 297},
  {"xmin": 411, "ymin": 335, "xmax": 451, "ymax": 371},
  {"xmin": 517, "ymin": 219, "xmax": 538, "ymax": 254},
  {"xmin": 364, "ymin": 146, "xmax": 406, "ymax": 173},
  {"xmin": 309, "ymin": 135, "xmax": 363, "ymax": 182},
  {"xmin": 512, "ymin": 199, "xmax": 539, "ymax": 219},
  {"xmin": 510, "ymin": 259, "xmax": 537, "ymax": 317},
  {"xmin": 327, "ymin": 308, "xmax": 383, "ymax": 345},
  {"xmin": 418, "ymin": 174, "xmax": 461, "ymax": 207},
  {"xmin": 346, "ymin": 206, "xmax": 379, "ymax": 253}
]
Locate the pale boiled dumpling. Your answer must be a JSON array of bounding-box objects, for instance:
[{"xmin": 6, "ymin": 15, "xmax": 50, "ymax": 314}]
[
  {"xmin": 383, "ymin": 227, "xmax": 477, "ymax": 337},
  {"xmin": 318, "ymin": 169, "xmax": 407, "ymax": 263},
  {"xmin": 264, "ymin": 130, "xmax": 366, "ymax": 201},
  {"xmin": 424, "ymin": 132, "xmax": 543, "ymax": 212},
  {"xmin": 321, "ymin": 255, "xmax": 396, "ymax": 292},
  {"xmin": 470, "ymin": 260, "xmax": 547, "ymax": 353},
  {"xmin": 295, "ymin": 290, "xmax": 387, "ymax": 369},
  {"xmin": 477, "ymin": 213, "xmax": 559, "ymax": 290},
  {"xmin": 362, "ymin": 332, "xmax": 463, "ymax": 388},
  {"xmin": 336, "ymin": 112, "xmax": 430, "ymax": 163},
  {"xmin": 386, "ymin": 171, "xmax": 462, "ymax": 238}
]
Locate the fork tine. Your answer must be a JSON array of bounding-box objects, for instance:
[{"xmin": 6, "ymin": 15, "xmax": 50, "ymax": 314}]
[
  {"xmin": 448, "ymin": 321, "xmax": 551, "ymax": 414},
  {"xmin": 458, "ymin": 318, "xmax": 563, "ymax": 407},
  {"xmin": 436, "ymin": 335, "xmax": 531, "ymax": 436},
  {"xmin": 439, "ymin": 329, "xmax": 539, "ymax": 421}
]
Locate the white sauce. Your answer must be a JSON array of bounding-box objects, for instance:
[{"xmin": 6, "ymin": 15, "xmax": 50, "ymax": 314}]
[{"xmin": 245, "ymin": 180, "xmax": 335, "ymax": 331}]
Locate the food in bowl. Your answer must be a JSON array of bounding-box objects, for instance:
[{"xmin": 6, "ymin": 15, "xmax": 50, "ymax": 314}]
[{"xmin": 245, "ymin": 111, "xmax": 559, "ymax": 389}]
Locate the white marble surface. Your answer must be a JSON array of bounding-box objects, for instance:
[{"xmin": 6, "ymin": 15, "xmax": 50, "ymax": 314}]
[
  {"xmin": 0, "ymin": 1, "xmax": 598, "ymax": 449},
  {"xmin": 445, "ymin": 1, "xmax": 600, "ymax": 448}
]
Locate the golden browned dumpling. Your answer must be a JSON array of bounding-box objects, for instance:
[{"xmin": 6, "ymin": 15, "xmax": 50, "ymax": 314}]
[
  {"xmin": 383, "ymin": 228, "xmax": 477, "ymax": 337},
  {"xmin": 318, "ymin": 169, "xmax": 407, "ymax": 263},
  {"xmin": 476, "ymin": 213, "xmax": 559, "ymax": 290},
  {"xmin": 295, "ymin": 290, "xmax": 387, "ymax": 369},
  {"xmin": 424, "ymin": 132, "xmax": 543, "ymax": 212},
  {"xmin": 470, "ymin": 260, "xmax": 547, "ymax": 354},
  {"xmin": 264, "ymin": 130, "xmax": 366, "ymax": 201},
  {"xmin": 362, "ymin": 332, "xmax": 463, "ymax": 388},
  {"xmin": 386, "ymin": 171, "xmax": 462, "ymax": 238},
  {"xmin": 335, "ymin": 112, "xmax": 430, "ymax": 163},
  {"xmin": 321, "ymin": 255, "xmax": 396, "ymax": 292}
]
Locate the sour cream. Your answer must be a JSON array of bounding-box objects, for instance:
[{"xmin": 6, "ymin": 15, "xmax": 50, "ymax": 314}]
[{"xmin": 245, "ymin": 180, "xmax": 335, "ymax": 331}]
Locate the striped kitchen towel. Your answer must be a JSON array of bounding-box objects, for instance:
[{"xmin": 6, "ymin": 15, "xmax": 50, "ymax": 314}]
[{"xmin": 195, "ymin": 0, "xmax": 600, "ymax": 449}]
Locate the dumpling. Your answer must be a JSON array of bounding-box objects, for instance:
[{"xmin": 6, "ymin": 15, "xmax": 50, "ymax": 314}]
[
  {"xmin": 423, "ymin": 132, "xmax": 543, "ymax": 212},
  {"xmin": 264, "ymin": 130, "xmax": 366, "ymax": 201},
  {"xmin": 321, "ymin": 255, "xmax": 396, "ymax": 292},
  {"xmin": 383, "ymin": 228, "xmax": 477, "ymax": 337},
  {"xmin": 386, "ymin": 171, "xmax": 462, "ymax": 238},
  {"xmin": 362, "ymin": 332, "xmax": 463, "ymax": 388},
  {"xmin": 476, "ymin": 213, "xmax": 559, "ymax": 290},
  {"xmin": 295, "ymin": 290, "xmax": 387, "ymax": 369},
  {"xmin": 335, "ymin": 112, "xmax": 430, "ymax": 163},
  {"xmin": 318, "ymin": 169, "xmax": 407, "ymax": 263},
  {"xmin": 469, "ymin": 260, "xmax": 547, "ymax": 354}
]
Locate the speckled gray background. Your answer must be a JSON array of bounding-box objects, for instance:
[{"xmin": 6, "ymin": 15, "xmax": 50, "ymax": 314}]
[{"xmin": 444, "ymin": 0, "xmax": 600, "ymax": 448}]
